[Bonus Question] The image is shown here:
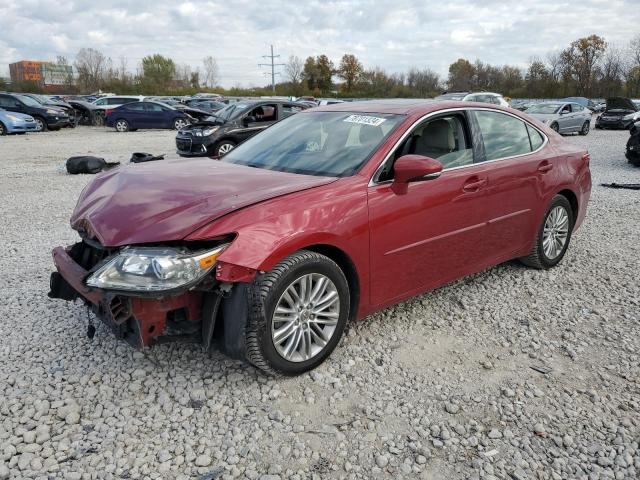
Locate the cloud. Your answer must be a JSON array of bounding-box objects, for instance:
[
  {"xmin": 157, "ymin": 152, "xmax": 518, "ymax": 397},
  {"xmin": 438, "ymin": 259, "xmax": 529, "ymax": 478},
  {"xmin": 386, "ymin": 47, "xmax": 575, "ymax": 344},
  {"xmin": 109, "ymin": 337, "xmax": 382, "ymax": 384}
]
[{"xmin": 0, "ymin": 0, "xmax": 638, "ymax": 87}]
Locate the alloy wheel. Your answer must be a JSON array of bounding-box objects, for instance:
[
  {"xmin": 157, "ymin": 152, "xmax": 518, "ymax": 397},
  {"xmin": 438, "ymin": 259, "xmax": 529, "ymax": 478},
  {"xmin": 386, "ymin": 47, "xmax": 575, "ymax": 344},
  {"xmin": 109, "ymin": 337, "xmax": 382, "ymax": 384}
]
[
  {"xmin": 271, "ymin": 273, "xmax": 340, "ymax": 363},
  {"xmin": 34, "ymin": 118, "xmax": 44, "ymax": 131},
  {"xmin": 582, "ymin": 122, "xmax": 590, "ymax": 134},
  {"xmin": 542, "ymin": 206, "xmax": 569, "ymax": 260},
  {"xmin": 115, "ymin": 120, "xmax": 128, "ymax": 132},
  {"xmin": 0, "ymin": 123, "xmax": 5, "ymax": 135},
  {"xmin": 174, "ymin": 119, "xmax": 188, "ymax": 130},
  {"xmin": 218, "ymin": 143, "xmax": 234, "ymax": 155}
]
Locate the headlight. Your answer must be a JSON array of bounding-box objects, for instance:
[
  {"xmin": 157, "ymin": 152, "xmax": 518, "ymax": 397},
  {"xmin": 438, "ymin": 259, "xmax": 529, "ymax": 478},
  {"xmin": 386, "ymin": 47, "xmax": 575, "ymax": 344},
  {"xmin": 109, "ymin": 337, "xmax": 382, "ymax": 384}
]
[
  {"xmin": 46, "ymin": 109, "xmax": 59, "ymax": 114},
  {"xmin": 202, "ymin": 126, "xmax": 219, "ymax": 136},
  {"xmin": 623, "ymin": 112, "xmax": 640, "ymax": 121},
  {"xmin": 6, "ymin": 114, "xmax": 23, "ymax": 122},
  {"xmin": 86, "ymin": 245, "xmax": 227, "ymax": 292}
]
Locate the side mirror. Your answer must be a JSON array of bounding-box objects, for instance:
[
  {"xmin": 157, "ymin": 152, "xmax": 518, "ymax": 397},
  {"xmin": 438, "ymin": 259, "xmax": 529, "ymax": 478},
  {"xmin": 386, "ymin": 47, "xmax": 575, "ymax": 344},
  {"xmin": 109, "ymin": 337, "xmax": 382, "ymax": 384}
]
[
  {"xmin": 243, "ymin": 115, "xmax": 256, "ymax": 126},
  {"xmin": 392, "ymin": 155, "xmax": 443, "ymax": 194}
]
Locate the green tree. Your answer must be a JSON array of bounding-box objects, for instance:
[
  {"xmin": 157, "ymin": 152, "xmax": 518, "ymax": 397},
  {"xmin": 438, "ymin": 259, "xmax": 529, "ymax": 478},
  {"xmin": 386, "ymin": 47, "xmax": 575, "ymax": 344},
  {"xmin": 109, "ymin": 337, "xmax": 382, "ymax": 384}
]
[
  {"xmin": 447, "ymin": 58, "xmax": 475, "ymax": 91},
  {"xmin": 141, "ymin": 54, "xmax": 176, "ymax": 93},
  {"xmin": 315, "ymin": 55, "xmax": 334, "ymax": 93},
  {"xmin": 337, "ymin": 54, "xmax": 363, "ymax": 92}
]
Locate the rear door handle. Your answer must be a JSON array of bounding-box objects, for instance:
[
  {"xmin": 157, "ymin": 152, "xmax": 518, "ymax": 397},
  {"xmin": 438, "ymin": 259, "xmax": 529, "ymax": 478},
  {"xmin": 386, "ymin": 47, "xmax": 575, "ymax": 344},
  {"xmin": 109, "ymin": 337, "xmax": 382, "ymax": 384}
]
[
  {"xmin": 462, "ymin": 178, "xmax": 487, "ymax": 192},
  {"xmin": 538, "ymin": 163, "xmax": 554, "ymax": 173}
]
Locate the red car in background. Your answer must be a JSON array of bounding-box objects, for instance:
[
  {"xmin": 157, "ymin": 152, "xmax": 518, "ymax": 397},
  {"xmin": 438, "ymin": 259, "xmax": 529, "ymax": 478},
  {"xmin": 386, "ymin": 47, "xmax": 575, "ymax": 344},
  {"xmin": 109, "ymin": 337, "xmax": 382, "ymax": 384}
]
[{"xmin": 49, "ymin": 100, "xmax": 591, "ymax": 375}]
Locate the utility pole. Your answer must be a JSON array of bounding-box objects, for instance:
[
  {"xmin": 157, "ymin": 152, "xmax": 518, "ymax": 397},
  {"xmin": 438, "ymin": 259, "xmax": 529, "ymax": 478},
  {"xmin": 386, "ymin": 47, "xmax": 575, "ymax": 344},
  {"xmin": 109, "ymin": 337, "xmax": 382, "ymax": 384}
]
[{"xmin": 258, "ymin": 45, "xmax": 285, "ymax": 93}]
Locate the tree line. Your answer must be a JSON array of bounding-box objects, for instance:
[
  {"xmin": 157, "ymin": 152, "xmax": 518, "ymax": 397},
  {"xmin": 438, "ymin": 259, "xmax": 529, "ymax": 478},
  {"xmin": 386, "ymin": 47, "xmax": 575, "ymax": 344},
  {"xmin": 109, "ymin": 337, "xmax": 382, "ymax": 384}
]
[{"xmin": 3, "ymin": 34, "xmax": 640, "ymax": 99}]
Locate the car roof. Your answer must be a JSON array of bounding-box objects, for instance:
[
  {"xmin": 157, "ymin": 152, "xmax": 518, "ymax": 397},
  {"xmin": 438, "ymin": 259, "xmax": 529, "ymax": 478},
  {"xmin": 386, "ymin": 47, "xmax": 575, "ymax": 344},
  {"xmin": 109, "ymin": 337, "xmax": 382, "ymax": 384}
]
[{"xmin": 310, "ymin": 98, "xmax": 494, "ymax": 115}]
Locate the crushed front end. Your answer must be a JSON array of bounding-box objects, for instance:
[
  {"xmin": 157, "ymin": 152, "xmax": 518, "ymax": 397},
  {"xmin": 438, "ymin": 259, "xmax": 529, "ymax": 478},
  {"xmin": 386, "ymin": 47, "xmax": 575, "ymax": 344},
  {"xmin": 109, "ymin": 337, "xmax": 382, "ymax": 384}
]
[{"xmin": 48, "ymin": 236, "xmax": 245, "ymax": 351}]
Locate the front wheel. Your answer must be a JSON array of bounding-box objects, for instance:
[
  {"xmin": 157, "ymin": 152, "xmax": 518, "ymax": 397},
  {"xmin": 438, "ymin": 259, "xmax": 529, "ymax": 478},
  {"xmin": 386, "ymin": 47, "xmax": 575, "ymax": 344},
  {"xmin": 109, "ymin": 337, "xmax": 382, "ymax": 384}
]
[
  {"xmin": 579, "ymin": 121, "xmax": 590, "ymax": 136},
  {"xmin": 244, "ymin": 251, "xmax": 350, "ymax": 376},
  {"xmin": 0, "ymin": 121, "xmax": 6, "ymax": 136},
  {"xmin": 115, "ymin": 119, "xmax": 129, "ymax": 132},
  {"xmin": 215, "ymin": 140, "xmax": 236, "ymax": 156},
  {"xmin": 520, "ymin": 195, "xmax": 573, "ymax": 269},
  {"xmin": 550, "ymin": 122, "xmax": 559, "ymax": 133}
]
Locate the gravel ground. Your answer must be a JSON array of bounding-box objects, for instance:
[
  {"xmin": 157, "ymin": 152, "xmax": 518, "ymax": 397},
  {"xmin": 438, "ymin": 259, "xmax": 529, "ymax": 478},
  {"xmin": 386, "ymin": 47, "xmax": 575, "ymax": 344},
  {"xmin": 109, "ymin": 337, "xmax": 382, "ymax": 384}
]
[{"xmin": 0, "ymin": 124, "xmax": 638, "ymax": 480}]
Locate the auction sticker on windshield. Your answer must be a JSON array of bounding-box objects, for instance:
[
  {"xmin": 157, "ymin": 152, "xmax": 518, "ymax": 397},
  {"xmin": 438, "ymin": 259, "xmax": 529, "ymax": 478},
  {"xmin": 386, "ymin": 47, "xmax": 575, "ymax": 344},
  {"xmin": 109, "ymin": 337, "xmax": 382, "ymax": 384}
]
[{"xmin": 343, "ymin": 114, "xmax": 386, "ymax": 126}]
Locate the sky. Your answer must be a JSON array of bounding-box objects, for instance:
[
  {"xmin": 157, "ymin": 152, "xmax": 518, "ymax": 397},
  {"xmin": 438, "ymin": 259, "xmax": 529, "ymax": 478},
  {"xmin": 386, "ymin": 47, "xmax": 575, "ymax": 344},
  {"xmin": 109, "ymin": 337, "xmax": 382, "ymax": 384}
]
[{"xmin": 1, "ymin": 0, "xmax": 639, "ymax": 88}]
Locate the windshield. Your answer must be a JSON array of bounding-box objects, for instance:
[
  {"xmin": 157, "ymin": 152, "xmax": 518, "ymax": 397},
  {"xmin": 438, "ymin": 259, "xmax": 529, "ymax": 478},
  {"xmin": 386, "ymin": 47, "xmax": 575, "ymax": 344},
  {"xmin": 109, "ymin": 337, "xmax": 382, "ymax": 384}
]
[
  {"xmin": 216, "ymin": 103, "xmax": 249, "ymax": 121},
  {"xmin": 526, "ymin": 103, "xmax": 562, "ymax": 114},
  {"xmin": 222, "ymin": 111, "xmax": 404, "ymax": 177},
  {"xmin": 17, "ymin": 95, "xmax": 44, "ymax": 107}
]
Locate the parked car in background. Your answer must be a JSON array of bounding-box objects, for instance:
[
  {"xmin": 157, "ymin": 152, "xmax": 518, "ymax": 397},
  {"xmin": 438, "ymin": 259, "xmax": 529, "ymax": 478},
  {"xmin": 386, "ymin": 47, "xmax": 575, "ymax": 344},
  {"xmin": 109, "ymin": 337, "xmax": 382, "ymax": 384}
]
[
  {"xmin": 21, "ymin": 94, "xmax": 78, "ymax": 127},
  {"xmin": 595, "ymin": 97, "xmax": 638, "ymax": 130},
  {"xmin": 184, "ymin": 99, "xmax": 226, "ymax": 113},
  {"xmin": 462, "ymin": 92, "xmax": 510, "ymax": 107},
  {"xmin": 67, "ymin": 100, "xmax": 104, "ymax": 126},
  {"xmin": 50, "ymin": 100, "xmax": 591, "ymax": 375},
  {"xmin": 106, "ymin": 101, "xmax": 192, "ymax": 132},
  {"xmin": 525, "ymin": 102, "xmax": 592, "ymax": 135},
  {"xmin": 0, "ymin": 107, "xmax": 38, "ymax": 135},
  {"xmin": 92, "ymin": 95, "xmax": 144, "ymax": 111},
  {"xmin": 176, "ymin": 100, "xmax": 307, "ymax": 157},
  {"xmin": 560, "ymin": 97, "xmax": 598, "ymax": 112},
  {"xmin": 0, "ymin": 93, "xmax": 69, "ymax": 131},
  {"xmin": 434, "ymin": 91, "xmax": 470, "ymax": 101}
]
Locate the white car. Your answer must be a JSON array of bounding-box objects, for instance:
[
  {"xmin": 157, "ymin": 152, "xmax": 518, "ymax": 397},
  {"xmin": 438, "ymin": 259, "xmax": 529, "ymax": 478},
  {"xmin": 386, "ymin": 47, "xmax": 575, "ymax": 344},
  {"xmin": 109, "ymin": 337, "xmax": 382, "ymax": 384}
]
[
  {"xmin": 91, "ymin": 95, "xmax": 145, "ymax": 111},
  {"xmin": 463, "ymin": 92, "xmax": 509, "ymax": 107}
]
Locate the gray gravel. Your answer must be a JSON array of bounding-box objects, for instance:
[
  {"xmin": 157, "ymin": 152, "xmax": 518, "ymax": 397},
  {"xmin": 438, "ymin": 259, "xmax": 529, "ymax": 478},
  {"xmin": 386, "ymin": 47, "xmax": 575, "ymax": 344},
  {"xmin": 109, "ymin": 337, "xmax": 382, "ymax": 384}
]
[{"xmin": 0, "ymin": 124, "xmax": 638, "ymax": 479}]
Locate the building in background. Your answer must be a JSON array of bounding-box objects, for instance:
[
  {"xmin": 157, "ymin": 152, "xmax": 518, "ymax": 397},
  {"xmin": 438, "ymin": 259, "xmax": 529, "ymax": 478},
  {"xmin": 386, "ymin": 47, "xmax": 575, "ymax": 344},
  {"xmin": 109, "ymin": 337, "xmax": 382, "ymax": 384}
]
[{"xmin": 9, "ymin": 60, "xmax": 73, "ymax": 92}]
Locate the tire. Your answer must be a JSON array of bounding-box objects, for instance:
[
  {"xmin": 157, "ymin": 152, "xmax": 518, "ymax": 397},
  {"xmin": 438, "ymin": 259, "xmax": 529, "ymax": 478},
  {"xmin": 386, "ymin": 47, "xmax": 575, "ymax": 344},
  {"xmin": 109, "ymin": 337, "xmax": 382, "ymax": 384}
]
[
  {"xmin": 0, "ymin": 121, "xmax": 6, "ymax": 136},
  {"xmin": 579, "ymin": 121, "xmax": 590, "ymax": 136},
  {"xmin": 215, "ymin": 140, "xmax": 236, "ymax": 156},
  {"xmin": 173, "ymin": 118, "xmax": 189, "ymax": 130},
  {"xmin": 244, "ymin": 250, "xmax": 350, "ymax": 376},
  {"xmin": 550, "ymin": 122, "xmax": 559, "ymax": 133},
  {"xmin": 34, "ymin": 117, "xmax": 47, "ymax": 132},
  {"xmin": 115, "ymin": 119, "xmax": 129, "ymax": 132},
  {"xmin": 520, "ymin": 195, "xmax": 574, "ymax": 270}
]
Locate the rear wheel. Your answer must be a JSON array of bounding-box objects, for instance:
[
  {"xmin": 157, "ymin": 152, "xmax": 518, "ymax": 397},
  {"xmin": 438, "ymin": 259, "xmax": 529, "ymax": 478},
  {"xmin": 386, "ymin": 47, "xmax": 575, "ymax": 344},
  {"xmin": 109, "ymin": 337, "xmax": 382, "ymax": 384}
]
[
  {"xmin": 0, "ymin": 121, "xmax": 6, "ymax": 135},
  {"xmin": 173, "ymin": 118, "xmax": 189, "ymax": 130},
  {"xmin": 579, "ymin": 121, "xmax": 590, "ymax": 136},
  {"xmin": 520, "ymin": 195, "xmax": 573, "ymax": 269},
  {"xmin": 215, "ymin": 140, "xmax": 236, "ymax": 156},
  {"xmin": 115, "ymin": 119, "xmax": 129, "ymax": 132},
  {"xmin": 244, "ymin": 250, "xmax": 350, "ymax": 376}
]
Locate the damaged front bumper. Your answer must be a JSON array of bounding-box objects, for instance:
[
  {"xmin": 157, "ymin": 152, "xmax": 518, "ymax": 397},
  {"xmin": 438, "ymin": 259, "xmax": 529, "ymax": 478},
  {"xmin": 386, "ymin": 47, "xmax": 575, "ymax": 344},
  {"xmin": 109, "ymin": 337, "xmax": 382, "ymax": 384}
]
[{"xmin": 49, "ymin": 243, "xmax": 223, "ymax": 350}]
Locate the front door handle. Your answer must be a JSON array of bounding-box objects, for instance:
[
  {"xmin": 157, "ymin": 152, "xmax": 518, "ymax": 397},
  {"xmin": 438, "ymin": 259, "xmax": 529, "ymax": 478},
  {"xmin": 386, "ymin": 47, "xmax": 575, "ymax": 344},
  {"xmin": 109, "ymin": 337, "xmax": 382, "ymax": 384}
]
[{"xmin": 462, "ymin": 178, "xmax": 487, "ymax": 192}]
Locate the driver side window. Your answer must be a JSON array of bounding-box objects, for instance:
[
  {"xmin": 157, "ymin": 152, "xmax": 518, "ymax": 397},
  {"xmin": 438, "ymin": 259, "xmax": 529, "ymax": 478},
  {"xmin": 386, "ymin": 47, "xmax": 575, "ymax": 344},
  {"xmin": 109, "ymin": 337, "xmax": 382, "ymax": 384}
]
[
  {"xmin": 248, "ymin": 104, "xmax": 277, "ymax": 123},
  {"xmin": 379, "ymin": 114, "xmax": 474, "ymax": 182}
]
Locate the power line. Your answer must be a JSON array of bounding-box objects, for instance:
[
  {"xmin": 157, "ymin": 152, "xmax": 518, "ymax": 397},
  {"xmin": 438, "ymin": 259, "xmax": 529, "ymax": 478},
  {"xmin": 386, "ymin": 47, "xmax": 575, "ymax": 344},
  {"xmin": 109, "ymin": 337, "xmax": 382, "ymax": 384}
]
[{"xmin": 258, "ymin": 45, "xmax": 285, "ymax": 92}]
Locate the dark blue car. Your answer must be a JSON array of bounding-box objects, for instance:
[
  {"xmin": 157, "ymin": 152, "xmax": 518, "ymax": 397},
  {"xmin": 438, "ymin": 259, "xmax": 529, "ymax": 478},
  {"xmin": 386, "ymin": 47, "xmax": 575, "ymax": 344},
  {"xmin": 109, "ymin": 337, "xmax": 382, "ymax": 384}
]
[{"xmin": 105, "ymin": 101, "xmax": 191, "ymax": 132}]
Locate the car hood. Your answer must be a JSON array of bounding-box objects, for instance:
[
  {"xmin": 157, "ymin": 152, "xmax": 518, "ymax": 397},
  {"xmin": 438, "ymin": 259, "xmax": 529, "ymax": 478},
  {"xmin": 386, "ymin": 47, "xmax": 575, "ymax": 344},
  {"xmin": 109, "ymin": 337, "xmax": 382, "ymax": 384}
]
[
  {"xmin": 606, "ymin": 97, "xmax": 636, "ymax": 112},
  {"xmin": 70, "ymin": 158, "xmax": 337, "ymax": 247}
]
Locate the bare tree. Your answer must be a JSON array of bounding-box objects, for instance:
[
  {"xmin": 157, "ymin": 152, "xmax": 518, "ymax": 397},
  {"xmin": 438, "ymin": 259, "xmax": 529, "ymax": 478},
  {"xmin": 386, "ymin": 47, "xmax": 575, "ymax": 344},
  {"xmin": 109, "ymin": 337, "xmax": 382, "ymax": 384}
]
[
  {"xmin": 599, "ymin": 45, "xmax": 625, "ymax": 96},
  {"xmin": 202, "ymin": 56, "xmax": 219, "ymax": 88},
  {"xmin": 74, "ymin": 48, "xmax": 108, "ymax": 92},
  {"xmin": 284, "ymin": 55, "xmax": 304, "ymax": 85}
]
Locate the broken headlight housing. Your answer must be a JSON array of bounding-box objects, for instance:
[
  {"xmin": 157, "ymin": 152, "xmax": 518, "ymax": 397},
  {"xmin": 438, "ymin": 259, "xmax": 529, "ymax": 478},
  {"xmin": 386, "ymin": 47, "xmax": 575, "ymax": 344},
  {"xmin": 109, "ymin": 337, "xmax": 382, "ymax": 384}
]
[{"xmin": 86, "ymin": 245, "xmax": 227, "ymax": 292}]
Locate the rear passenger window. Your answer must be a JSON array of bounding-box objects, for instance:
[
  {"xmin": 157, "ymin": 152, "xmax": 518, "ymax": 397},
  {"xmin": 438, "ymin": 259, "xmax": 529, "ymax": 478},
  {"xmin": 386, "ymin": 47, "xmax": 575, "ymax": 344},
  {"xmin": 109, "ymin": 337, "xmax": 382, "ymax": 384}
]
[
  {"xmin": 474, "ymin": 111, "xmax": 532, "ymax": 160},
  {"xmin": 526, "ymin": 125, "xmax": 544, "ymax": 151}
]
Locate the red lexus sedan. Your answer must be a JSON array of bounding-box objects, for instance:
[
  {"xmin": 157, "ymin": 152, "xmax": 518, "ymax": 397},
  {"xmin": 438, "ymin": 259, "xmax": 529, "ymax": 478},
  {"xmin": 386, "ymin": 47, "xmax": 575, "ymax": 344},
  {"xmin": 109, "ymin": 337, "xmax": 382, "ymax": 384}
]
[{"xmin": 49, "ymin": 100, "xmax": 591, "ymax": 375}]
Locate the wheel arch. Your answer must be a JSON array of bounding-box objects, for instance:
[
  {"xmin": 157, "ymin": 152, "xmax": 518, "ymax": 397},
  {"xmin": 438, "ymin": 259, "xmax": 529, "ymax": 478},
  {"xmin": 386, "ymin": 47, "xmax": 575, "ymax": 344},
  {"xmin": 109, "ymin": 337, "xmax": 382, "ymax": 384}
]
[
  {"xmin": 302, "ymin": 244, "xmax": 360, "ymax": 321},
  {"xmin": 556, "ymin": 188, "xmax": 579, "ymax": 226}
]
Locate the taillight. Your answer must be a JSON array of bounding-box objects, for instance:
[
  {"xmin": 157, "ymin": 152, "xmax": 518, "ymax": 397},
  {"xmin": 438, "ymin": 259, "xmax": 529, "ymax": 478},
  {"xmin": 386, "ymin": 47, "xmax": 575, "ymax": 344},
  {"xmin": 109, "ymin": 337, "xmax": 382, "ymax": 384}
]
[
  {"xmin": 105, "ymin": 109, "xmax": 114, "ymax": 116},
  {"xmin": 582, "ymin": 153, "xmax": 590, "ymax": 165}
]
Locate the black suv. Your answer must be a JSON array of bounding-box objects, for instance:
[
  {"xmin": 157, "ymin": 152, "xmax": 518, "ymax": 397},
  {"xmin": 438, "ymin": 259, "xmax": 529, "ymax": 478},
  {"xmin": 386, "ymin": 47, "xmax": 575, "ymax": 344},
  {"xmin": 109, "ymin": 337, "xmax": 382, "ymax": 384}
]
[
  {"xmin": 0, "ymin": 93, "xmax": 69, "ymax": 131},
  {"xmin": 176, "ymin": 100, "xmax": 308, "ymax": 157}
]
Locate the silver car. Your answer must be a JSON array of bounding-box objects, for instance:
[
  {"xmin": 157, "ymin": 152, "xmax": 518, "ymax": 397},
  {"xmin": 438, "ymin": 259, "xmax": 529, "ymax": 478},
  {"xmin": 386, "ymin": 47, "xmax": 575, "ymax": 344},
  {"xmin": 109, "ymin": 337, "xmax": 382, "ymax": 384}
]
[{"xmin": 525, "ymin": 102, "xmax": 592, "ymax": 135}]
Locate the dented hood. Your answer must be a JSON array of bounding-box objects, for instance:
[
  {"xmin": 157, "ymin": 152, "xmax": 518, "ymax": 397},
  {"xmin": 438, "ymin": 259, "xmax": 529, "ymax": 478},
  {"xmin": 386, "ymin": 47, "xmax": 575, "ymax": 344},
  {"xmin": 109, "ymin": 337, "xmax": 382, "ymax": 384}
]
[{"xmin": 71, "ymin": 158, "xmax": 336, "ymax": 246}]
